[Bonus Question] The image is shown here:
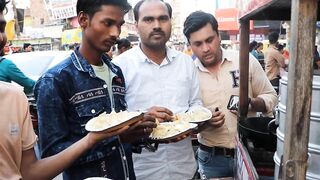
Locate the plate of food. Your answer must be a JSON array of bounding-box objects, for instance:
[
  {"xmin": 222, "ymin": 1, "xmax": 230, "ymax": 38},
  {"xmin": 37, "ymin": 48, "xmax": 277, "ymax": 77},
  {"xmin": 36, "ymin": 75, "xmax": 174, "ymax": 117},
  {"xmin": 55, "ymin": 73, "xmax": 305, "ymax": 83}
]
[
  {"xmin": 173, "ymin": 107, "xmax": 212, "ymax": 123},
  {"xmin": 149, "ymin": 121, "xmax": 197, "ymax": 142},
  {"xmin": 85, "ymin": 110, "xmax": 143, "ymax": 132}
]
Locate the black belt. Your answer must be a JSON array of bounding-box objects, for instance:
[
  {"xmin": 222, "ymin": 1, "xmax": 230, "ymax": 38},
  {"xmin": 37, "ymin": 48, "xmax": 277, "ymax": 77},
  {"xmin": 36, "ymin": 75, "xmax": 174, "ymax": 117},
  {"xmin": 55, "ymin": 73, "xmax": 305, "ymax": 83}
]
[{"xmin": 199, "ymin": 144, "xmax": 235, "ymax": 158}]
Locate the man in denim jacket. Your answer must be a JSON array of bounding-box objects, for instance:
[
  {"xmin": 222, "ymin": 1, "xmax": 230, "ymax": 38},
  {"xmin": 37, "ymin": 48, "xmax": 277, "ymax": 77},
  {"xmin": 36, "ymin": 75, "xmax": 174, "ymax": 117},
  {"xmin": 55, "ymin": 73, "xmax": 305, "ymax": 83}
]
[{"xmin": 34, "ymin": 1, "xmax": 156, "ymax": 179}]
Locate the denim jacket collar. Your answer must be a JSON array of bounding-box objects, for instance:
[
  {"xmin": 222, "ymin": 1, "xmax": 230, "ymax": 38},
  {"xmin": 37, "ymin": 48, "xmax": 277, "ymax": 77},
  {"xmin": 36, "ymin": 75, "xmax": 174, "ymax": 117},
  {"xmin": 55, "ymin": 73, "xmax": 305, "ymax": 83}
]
[{"xmin": 71, "ymin": 47, "xmax": 119, "ymax": 78}]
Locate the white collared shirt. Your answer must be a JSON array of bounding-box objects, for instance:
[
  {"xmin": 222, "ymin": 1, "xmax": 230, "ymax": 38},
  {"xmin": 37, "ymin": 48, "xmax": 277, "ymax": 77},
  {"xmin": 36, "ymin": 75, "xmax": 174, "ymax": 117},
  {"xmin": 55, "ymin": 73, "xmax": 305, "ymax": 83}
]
[{"xmin": 113, "ymin": 45, "xmax": 202, "ymax": 180}]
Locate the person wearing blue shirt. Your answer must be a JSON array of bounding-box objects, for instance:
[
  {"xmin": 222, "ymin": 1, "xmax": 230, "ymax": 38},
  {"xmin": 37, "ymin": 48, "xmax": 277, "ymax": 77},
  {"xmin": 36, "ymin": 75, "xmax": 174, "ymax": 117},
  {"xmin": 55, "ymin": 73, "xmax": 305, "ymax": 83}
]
[{"xmin": 251, "ymin": 42, "xmax": 265, "ymax": 69}]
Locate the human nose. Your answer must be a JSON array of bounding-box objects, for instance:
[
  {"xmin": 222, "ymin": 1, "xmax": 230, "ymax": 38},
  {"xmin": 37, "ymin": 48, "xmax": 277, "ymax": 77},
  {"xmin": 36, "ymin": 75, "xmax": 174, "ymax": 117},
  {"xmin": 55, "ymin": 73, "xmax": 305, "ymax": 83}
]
[
  {"xmin": 109, "ymin": 26, "xmax": 121, "ymax": 39},
  {"xmin": 202, "ymin": 43, "xmax": 210, "ymax": 53},
  {"xmin": 153, "ymin": 20, "xmax": 161, "ymax": 29}
]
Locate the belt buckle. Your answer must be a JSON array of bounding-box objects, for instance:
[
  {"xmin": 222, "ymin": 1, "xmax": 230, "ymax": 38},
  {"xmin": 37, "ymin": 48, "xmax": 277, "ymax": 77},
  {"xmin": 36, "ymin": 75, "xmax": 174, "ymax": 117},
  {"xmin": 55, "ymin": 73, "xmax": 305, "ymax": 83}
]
[{"xmin": 224, "ymin": 148, "xmax": 234, "ymax": 158}]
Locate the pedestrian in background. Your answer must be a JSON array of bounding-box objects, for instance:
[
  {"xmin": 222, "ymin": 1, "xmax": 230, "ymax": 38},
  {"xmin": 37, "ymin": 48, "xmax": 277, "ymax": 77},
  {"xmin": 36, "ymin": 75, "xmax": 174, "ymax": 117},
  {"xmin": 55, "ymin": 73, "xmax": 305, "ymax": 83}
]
[
  {"xmin": 251, "ymin": 42, "xmax": 265, "ymax": 69},
  {"xmin": 249, "ymin": 40, "xmax": 257, "ymax": 53},
  {"xmin": 116, "ymin": 38, "xmax": 132, "ymax": 55},
  {"xmin": 0, "ymin": 56, "xmax": 35, "ymax": 94},
  {"xmin": 264, "ymin": 31, "xmax": 287, "ymax": 93},
  {"xmin": 23, "ymin": 43, "xmax": 33, "ymax": 52},
  {"xmin": 0, "ymin": 39, "xmax": 35, "ymax": 94}
]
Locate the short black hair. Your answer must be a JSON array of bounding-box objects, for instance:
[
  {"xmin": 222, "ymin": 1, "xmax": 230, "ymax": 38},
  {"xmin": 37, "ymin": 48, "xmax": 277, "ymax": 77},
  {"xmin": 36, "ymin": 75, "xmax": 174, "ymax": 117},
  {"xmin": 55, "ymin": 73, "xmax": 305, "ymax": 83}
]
[
  {"xmin": 256, "ymin": 42, "xmax": 264, "ymax": 49},
  {"xmin": 23, "ymin": 43, "xmax": 31, "ymax": 49},
  {"xmin": 0, "ymin": 0, "xmax": 9, "ymax": 13},
  {"xmin": 268, "ymin": 31, "xmax": 279, "ymax": 44},
  {"xmin": 256, "ymin": 42, "xmax": 263, "ymax": 49},
  {"xmin": 133, "ymin": 0, "xmax": 172, "ymax": 22},
  {"xmin": 76, "ymin": 0, "xmax": 131, "ymax": 18},
  {"xmin": 277, "ymin": 44, "xmax": 284, "ymax": 51},
  {"xmin": 116, "ymin": 38, "xmax": 131, "ymax": 49},
  {"xmin": 249, "ymin": 41, "xmax": 257, "ymax": 52},
  {"xmin": 183, "ymin": 11, "xmax": 219, "ymax": 42}
]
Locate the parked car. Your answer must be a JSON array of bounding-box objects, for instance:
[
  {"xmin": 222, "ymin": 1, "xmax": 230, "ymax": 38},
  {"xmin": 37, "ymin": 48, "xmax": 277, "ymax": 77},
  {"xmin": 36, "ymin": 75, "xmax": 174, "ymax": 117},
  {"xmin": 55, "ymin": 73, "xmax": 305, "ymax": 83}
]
[
  {"xmin": 4, "ymin": 51, "xmax": 71, "ymax": 81},
  {"xmin": 4, "ymin": 51, "xmax": 71, "ymax": 133}
]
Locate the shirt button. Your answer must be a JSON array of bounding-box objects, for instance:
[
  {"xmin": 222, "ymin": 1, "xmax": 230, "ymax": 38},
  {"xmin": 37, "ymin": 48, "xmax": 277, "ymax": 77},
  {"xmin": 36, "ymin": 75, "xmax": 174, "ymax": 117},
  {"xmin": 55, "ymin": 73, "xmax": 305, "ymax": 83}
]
[
  {"xmin": 103, "ymin": 84, "xmax": 108, "ymax": 88},
  {"xmin": 91, "ymin": 109, "xmax": 96, "ymax": 114},
  {"xmin": 112, "ymin": 146, "xmax": 116, "ymax": 150}
]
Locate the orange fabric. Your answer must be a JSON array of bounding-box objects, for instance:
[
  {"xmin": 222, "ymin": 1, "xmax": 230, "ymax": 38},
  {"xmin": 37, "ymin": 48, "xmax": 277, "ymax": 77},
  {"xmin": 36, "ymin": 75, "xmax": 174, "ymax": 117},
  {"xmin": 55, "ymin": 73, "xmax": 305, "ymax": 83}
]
[
  {"xmin": 183, "ymin": 49, "xmax": 193, "ymax": 56},
  {"xmin": 0, "ymin": 82, "xmax": 37, "ymax": 180}
]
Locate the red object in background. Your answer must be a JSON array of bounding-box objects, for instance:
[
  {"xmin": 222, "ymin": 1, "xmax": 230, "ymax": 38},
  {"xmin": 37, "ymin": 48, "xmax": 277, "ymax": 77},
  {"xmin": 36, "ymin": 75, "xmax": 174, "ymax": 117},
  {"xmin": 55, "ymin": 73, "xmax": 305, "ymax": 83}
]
[
  {"xmin": 215, "ymin": 8, "xmax": 239, "ymax": 31},
  {"xmin": 256, "ymin": 167, "xmax": 274, "ymax": 177},
  {"xmin": 283, "ymin": 50, "xmax": 289, "ymax": 60},
  {"xmin": 215, "ymin": 8, "xmax": 254, "ymax": 31}
]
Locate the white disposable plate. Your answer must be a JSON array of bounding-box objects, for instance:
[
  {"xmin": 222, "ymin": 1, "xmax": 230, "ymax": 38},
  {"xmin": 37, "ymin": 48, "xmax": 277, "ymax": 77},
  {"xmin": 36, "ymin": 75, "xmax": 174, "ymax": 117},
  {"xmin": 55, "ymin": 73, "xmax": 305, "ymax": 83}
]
[
  {"xmin": 84, "ymin": 177, "xmax": 112, "ymax": 180},
  {"xmin": 175, "ymin": 107, "xmax": 212, "ymax": 123},
  {"xmin": 150, "ymin": 122, "xmax": 197, "ymax": 142},
  {"xmin": 85, "ymin": 112, "xmax": 143, "ymax": 132}
]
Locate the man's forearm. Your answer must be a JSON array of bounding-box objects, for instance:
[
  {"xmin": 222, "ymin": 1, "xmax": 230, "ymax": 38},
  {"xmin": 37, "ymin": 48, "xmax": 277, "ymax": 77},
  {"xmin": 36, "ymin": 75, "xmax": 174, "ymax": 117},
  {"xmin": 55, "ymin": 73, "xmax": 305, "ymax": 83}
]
[{"xmin": 21, "ymin": 135, "xmax": 92, "ymax": 180}]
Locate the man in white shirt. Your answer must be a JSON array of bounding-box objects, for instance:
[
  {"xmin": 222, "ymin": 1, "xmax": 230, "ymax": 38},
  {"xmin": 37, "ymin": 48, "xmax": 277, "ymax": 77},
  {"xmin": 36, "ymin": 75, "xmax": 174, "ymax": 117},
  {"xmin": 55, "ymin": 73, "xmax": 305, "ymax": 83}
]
[{"xmin": 113, "ymin": 0, "xmax": 202, "ymax": 179}]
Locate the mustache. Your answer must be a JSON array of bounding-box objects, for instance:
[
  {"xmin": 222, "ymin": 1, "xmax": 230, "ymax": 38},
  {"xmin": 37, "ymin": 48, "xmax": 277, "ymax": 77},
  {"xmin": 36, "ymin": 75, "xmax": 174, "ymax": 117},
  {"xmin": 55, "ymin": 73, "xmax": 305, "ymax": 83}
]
[{"xmin": 149, "ymin": 29, "xmax": 165, "ymax": 37}]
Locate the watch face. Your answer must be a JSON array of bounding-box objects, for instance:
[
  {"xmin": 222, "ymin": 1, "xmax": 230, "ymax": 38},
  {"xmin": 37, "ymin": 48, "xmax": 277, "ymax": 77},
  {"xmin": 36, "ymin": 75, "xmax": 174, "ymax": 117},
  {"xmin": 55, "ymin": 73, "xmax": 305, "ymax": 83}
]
[{"xmin": 227, "ymin": 95, "xmax": 239, "ymax": 110}]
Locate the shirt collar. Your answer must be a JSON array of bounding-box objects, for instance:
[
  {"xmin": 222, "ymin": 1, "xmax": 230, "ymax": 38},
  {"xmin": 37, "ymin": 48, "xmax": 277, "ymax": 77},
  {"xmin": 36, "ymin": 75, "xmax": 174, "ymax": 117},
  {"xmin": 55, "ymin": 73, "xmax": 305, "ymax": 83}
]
[
  {"xmin": 194, "ymin": 58, "xmax": 209, "ymax": 73},
  {"xmin": 194, "ymin": 48, "xmax": 232, "ymax": 72},
  {"xmin": 221, "ymin": 48, "xmax": 233, "ymax": 63},
  {"xmin": 269, "ymin": 44, "xmax": 278, "ymax": 50},
  {"xmin": 135, "ymin": 44, "xmax": 179, "ymax": 64},
  {"xmin": 71, "ymin": 46, "xmax": 118, "ymax": 77}
]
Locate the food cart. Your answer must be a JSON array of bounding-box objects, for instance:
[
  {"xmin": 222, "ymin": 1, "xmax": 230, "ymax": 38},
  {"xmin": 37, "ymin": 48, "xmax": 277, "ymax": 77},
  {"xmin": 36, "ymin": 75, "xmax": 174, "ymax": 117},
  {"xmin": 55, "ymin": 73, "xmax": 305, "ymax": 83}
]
[{"xmin": 237, "ymin": 0, "xmax": 319, "ymax": 179}]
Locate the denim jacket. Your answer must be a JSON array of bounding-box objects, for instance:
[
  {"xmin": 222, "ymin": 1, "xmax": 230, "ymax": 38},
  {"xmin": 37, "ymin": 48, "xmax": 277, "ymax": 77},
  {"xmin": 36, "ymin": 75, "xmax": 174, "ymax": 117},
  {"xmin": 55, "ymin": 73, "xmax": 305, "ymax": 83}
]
[{"xmin": 34, "ymin": 48, "xmax": 135, "ymax": 180}]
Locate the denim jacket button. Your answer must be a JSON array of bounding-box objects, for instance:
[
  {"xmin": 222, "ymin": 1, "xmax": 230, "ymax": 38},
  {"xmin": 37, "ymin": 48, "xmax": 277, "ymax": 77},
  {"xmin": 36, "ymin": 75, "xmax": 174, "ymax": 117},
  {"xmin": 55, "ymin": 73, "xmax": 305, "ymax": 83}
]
[
  {"xmin": 103, "ymin": 84, "xmax": 108, "ymax": 88},
  {"xmin": 91, "ymin": 109, "xmax": 96, "ymax": 114}
]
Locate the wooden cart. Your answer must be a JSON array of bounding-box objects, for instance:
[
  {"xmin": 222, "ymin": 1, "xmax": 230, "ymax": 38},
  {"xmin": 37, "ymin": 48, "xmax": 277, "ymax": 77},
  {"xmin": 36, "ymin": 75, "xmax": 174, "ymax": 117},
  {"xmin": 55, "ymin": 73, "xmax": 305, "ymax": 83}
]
[{"xmin": 237, "ymin": 0, "xmax": 319, "ymax": 179}]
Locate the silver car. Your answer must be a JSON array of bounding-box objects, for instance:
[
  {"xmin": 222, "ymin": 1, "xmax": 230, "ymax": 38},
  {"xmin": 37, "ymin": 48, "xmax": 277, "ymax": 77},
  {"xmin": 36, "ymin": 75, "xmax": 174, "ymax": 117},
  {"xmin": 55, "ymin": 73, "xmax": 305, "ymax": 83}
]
[{"xmin": 4, "ymin": 51, "xmax": 71, "ymax": 81}]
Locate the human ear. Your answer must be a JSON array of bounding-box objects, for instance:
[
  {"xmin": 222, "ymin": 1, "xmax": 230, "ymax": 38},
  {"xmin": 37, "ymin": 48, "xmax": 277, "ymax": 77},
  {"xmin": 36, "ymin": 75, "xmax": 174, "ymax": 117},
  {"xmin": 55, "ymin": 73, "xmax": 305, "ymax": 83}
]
[{"xmin": 78, "ymin": 11, "xmax": 89, "ymax": 28}]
